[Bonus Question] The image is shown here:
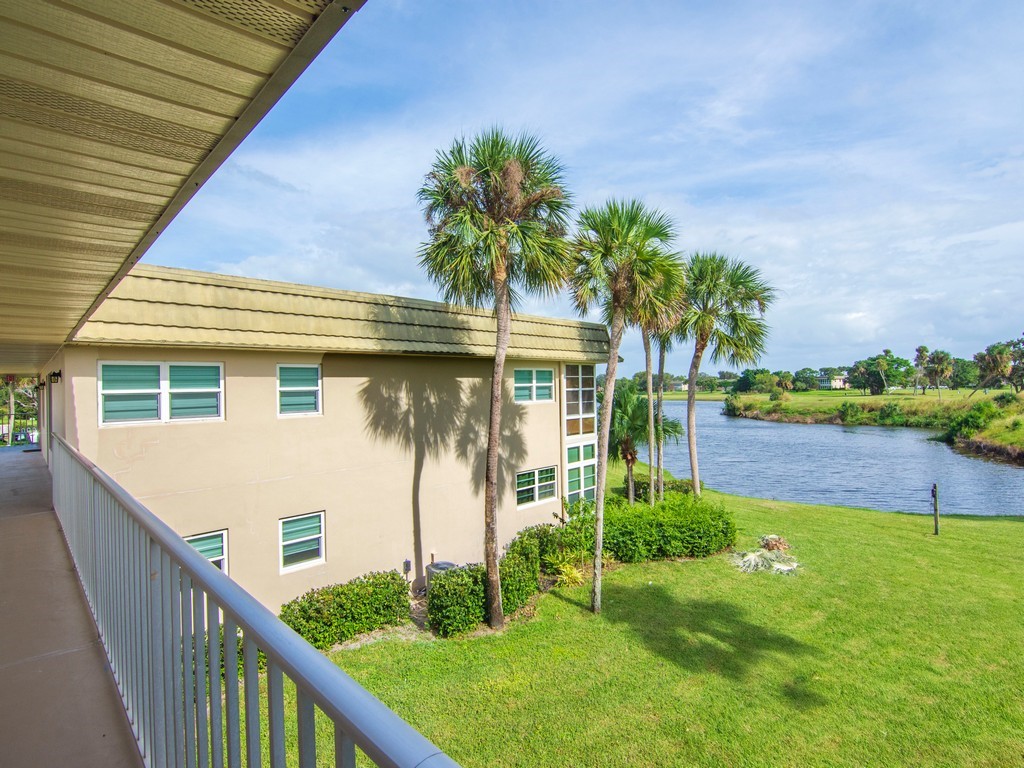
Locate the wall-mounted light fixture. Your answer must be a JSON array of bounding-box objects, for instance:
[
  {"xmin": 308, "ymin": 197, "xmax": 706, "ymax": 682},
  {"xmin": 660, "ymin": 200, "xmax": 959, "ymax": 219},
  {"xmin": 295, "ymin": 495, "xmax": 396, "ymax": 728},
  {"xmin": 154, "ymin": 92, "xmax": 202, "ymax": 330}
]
[{"xmin": 48, "ymin": 370, "xmax": 62, "ymax": 384}]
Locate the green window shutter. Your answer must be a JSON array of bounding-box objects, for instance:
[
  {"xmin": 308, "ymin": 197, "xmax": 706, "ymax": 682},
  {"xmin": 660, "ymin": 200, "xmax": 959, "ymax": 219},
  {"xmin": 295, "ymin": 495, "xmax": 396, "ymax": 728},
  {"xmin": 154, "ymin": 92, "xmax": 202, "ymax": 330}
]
[
  {"xmin": 535, "ymin": 370, "xmax": 554, "ymax": 384},
  {"xmin": 103, "ymin": 393, "xmax": 159, "ymax": 422},
  {"xmin": 283, "ymin": 538, "xmax": 321, "ymax": 567},
  {"xmin": 583, "ymin": 465, "xmax": 596, "ymax": 486},
  {"xmin": 187, "ymin": 532, "xmax": 224, "ymax": 561},
  {"xmin": 513, "ymin": 369, "xmax": 533, "ymax": 385},
  {"xmin": 280, "ymin": 390, "xmax": 318, "ymax": 414},
  {"xmin": 169, "ymin": 365, "xmax": 220, "ymax": 390},
  {"xmin": 516, "ymin": 471, "xmax": 534, "ymax": 490},
  {"xmin": 583, "ymin": 444, "xmax": 596, "ymax": 461},
  {"xmin": 282, "ymin": 514, "xmax": 322, "ymax": 541},
  {"xmin": 102, "ymin": 364, "xmax": 159, "ymax": 391},
  {"xmin": 513, "ymin": 386, "xmax": 532, "ymax": 402},
  {"xmin": 567, "ymin": 446, "xmax": 580, "ymax": 464},
  {"xmin": 538, "ymin": 467, "xmax": 556, "ymax": 484},
  {"xmin": 170, "ymin": 392, "xmax": 220, "ymax": 419},
  {"xmin": 535, "ymin": 385, "xmax": 553, "ymax": 401},
  {"xmin": 279, "ymin": 366, "xmax": 319, "ymax": 389}
]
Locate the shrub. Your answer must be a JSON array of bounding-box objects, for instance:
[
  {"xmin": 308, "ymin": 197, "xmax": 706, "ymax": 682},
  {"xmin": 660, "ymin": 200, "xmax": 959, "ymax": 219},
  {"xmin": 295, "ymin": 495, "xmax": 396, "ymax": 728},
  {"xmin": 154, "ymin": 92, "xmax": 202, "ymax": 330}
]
[
  {"xmin": 632, "ymin": 474, "xmax": 703, "ymax": 500},
  {"xmin": 994, "ymin": 391, "xmax": 1019, "ymax": 408},
  {"xmin": 501, "ymin": 537, "xmax": 540, "ymax": 614},
  {"xmin": 514, "ymin": 524, "xmax": 561, "ymax": 568},
  {"xmin": 552, "ymin": 562, "xmax": 585, "ymax": 587},
  {"xmin": 837, "ymin": 401, "xmax": 863, "ymax": 424},
  {"xmin": 768, "ymin": 389, "xmax": 789, "ymax": 402},
  {"xmin": 559, "ymin": 499, "xmax": 596, "ymax": 559},
  {"xmin": 427, "ymin": 564, "xmax": 486, "ymax": 637},
  {"xmin": 944, "ymin": 400, "xmax": 1000, "ymax": 442},
  {"xmin": 279, "ymin": 570, "xmax": 409, "ymax": 650},
  {"xmin": 723, "ymin": 393, "xmax": 743, "ymax": 416},
  {"xmin": 877, "ymin": 401, "xmax": 906, "ymax": 426},
  {"xmin": 604, "ymin": 493, "xmax": 736, "ymax": 562}
]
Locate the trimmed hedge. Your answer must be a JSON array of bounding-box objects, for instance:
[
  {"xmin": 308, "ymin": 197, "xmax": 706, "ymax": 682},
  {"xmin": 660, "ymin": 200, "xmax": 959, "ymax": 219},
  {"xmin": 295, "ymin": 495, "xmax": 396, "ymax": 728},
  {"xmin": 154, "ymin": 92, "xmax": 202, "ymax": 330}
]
[
  {"xmin": 279, "ymin": 570, "xmax": 409, "ymax": 650},
  {"xmin": 426, "ymin": 492, "xmax": 737, "ymax": 637},
  {"xmin": 427, "ymin": 564, "xmax": 486, "ymax": 637},
  {"xmin": 605, "ymin": 493, "xmax": 737, "ymax": 562},
  {"xmin": 632, "ymin": 474, "xmax": 704, "ymax": 499}
]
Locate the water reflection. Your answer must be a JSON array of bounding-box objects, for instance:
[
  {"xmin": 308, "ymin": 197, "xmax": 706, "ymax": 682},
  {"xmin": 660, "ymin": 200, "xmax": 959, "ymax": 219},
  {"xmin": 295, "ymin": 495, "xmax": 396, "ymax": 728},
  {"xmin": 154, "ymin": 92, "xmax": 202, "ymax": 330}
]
[{"xmin": 661, "ymin": 401, "xmax": 1024, "ymax": 517}]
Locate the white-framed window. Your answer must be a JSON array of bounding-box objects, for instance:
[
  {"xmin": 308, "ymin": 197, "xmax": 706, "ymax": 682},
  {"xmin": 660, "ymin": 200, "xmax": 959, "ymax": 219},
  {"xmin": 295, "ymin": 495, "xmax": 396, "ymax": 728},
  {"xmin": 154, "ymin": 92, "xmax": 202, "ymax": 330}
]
[
  {"xmin": 280, "ymin": 511, "xmax": 325, "ymax": 571},
  {"xmin": 277, "ymin": 364, "xmax": 321, "ymax": 416},
  {"xmin": 185, "ymin": 530, "xmax": 228, "ymax": 572},
  {"xmin": 99, "ymin": 362, "xmax": 223, "ymax": 425},
  {"xmin": 516, "ymin": 466, "xmax": 557, "ymax": 506},
  {"xmin": 566, "ymin": 442, "xmax": 597, "ymax": 503},
  {"xmin": 565, "ymin": 364, "xmax": 596, "ymax": 435},
  {"xmin": 513, "ymin": 368, "xmax": 555, "ymax": 403}
]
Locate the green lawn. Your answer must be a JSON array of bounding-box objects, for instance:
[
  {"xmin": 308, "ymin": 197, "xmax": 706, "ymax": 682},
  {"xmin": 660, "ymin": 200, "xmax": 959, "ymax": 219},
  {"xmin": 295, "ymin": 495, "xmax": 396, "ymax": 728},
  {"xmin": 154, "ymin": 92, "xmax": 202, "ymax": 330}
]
[{"xmin": 322, "ymin": 492, "xmax": 1024, "ymax": 767}]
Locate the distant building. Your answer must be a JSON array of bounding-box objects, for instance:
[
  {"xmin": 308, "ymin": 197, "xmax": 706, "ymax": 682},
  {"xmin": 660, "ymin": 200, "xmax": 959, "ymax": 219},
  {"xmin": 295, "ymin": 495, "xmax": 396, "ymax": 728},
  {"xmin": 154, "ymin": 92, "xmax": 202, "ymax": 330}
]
[{"xmin": 817, "ymin": 372, "xmax": 850, "ymax": 390}]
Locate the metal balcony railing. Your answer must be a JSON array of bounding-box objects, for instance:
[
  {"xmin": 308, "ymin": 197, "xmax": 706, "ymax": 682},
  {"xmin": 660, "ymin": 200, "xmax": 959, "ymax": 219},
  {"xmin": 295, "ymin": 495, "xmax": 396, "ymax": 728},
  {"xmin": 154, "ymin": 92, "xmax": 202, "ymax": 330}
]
[{"xmin": 51, "ymin": 435, "xmax": 459, "ymax": 768}]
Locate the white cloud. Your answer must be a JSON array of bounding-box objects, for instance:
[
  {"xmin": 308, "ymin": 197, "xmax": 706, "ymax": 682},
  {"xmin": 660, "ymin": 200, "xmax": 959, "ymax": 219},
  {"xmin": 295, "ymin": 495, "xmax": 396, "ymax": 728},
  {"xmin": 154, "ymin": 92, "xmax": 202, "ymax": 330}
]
[{"xmin": 145, "ymin": 0, "xmax": 1024, "ymax": 375}]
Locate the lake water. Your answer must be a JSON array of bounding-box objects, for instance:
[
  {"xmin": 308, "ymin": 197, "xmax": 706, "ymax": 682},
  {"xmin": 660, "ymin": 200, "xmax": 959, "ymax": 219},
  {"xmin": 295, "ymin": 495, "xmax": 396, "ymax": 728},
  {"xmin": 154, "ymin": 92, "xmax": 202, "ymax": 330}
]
[{"xmin": 660, "ymin": 401, "xmax": 1024, "ymax": 517}]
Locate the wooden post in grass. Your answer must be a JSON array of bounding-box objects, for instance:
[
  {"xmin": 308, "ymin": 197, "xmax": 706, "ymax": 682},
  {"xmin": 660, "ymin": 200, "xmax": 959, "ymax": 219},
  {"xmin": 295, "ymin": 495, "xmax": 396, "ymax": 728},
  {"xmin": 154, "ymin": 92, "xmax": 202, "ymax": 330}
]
[{"xmin": 931, "ymin": 483, "xmax": 940, "ymax": 536}]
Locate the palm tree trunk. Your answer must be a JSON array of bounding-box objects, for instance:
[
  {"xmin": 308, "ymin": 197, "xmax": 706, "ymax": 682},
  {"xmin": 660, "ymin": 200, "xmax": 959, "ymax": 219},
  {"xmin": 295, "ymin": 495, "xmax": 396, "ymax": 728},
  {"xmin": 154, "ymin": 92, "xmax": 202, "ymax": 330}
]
[
  {"xmin": 592, "ymin": 309, "xmax": 625, "ymax": 614},
  {"xmin": 687, "ymin": 341, "xmax": 706, "ymax": 497},
  {"xmin": 6, "ymin": 385, "xmax": 13, "ymax": 447},
  {"xmin": 656, "ymin": 341, "xmax": 666, "ymax": 502},
  {"xmin": 483, "ymin": 276, "xmax": 510, "ymax": 630},
  {"xmin": 642, "ymin": 329, "xmax": 655, "ymax": 506},
  {"xmin": 626, "ymin": 459, "xmax": 635, "ymax": 504}
]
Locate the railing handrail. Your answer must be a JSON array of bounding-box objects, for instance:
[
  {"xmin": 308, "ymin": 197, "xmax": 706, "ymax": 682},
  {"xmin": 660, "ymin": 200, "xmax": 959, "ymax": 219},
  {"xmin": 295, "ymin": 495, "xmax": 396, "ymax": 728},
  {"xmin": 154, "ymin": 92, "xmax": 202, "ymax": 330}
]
[{"xmin": 53, "ymin": 434, "xmax": 458, "ymax": 768}]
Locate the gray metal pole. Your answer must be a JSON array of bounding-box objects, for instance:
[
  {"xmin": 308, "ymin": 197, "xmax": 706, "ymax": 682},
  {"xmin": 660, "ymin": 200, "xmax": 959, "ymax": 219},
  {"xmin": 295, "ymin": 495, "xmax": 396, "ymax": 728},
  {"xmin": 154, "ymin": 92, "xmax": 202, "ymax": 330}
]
[{"xmin": 932, "ymin": 483, "xmax": 939, "ymax": 536}]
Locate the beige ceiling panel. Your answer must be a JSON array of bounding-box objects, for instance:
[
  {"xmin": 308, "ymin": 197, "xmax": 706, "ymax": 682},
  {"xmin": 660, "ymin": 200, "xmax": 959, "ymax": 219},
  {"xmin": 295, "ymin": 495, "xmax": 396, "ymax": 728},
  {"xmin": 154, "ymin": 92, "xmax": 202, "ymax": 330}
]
[
  {"xmin": 0, "ymin": 20, "xmax": 247, "ymax": 117},
  {"xmin": 0, "ymin": 135, "xmax": 187, "ymax": 188},
  {"xmin": 2, "ymin": 0, "xmax": 268, "ymax": 91},
  {"xmin": 0, "ymin": 162, "xmax": 169, "ymax": 206},
  {"xmin": 57, "ymin": 0, "xmax": 291, "ymax": 69},
  {"xmin": 0, "ymin": 0, "xmax": 367, "ymax": 372},
  {"xmin": 0, "ymin": 200, "xmax": 149, "ymax": 238},
  {"xmin": 0, "ymin": 52, "xmax": 232, "ymax": 135},
  {"xmin": 0, "ymin": 120, "xmax": 196, "ymax": 176}
]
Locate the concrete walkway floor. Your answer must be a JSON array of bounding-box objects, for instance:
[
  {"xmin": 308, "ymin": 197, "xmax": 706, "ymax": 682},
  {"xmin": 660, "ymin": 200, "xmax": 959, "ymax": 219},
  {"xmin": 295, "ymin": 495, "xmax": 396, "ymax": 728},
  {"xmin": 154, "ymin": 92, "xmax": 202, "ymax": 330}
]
[{"xmin": 0, "ymin": 448, "xmax": 142, "ymax": 767}]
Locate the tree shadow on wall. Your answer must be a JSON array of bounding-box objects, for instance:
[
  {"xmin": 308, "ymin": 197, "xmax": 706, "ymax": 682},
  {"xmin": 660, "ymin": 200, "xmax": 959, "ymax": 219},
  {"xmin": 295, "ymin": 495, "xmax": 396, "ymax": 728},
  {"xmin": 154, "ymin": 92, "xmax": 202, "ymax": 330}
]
[
  {"xmin": 358, "ymin": 372, "xmax": 528, "ymax": 587},
  {"xmin": 359, "ymin": 373, "xmax": 465, "ymax": 586},
  {"xmin": 454, "ymin": 379, "xmax": 528, "ymax": 497},
  {"xmin": 599, "ymin": 582, "xmax": 826, "ymax": 709}
]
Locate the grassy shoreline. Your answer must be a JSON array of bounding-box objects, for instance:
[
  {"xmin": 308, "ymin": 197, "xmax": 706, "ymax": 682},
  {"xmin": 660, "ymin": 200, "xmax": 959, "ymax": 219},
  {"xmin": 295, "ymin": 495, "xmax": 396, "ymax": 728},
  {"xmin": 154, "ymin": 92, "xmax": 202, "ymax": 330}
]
[
  {"xmin": 326, "ymin": 487, "xmax": 1024, "ymax": 767},
  {"xmin": 725, "ymin": 389, "xmax": 1024, "ymax": 464}
]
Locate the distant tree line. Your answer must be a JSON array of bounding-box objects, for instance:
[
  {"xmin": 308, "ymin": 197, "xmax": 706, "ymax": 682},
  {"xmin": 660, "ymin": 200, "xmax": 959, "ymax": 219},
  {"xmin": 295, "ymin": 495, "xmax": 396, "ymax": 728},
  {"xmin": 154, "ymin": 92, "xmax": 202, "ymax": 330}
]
[
  {"xmin": 712, "ymin": 333, "xmax": 1023, "ymax": 398},
  {"xmin": 627, "ymin": 332, "xmax": 1024, "ymax": 400}
]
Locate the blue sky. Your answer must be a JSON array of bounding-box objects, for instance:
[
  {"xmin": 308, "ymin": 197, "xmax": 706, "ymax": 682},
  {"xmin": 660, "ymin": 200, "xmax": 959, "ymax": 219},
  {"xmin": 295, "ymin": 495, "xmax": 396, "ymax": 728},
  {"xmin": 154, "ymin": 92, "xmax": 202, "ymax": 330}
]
[{"xmin": 145, "ymin": 0, "xmax": 1024, "ymax": 376}]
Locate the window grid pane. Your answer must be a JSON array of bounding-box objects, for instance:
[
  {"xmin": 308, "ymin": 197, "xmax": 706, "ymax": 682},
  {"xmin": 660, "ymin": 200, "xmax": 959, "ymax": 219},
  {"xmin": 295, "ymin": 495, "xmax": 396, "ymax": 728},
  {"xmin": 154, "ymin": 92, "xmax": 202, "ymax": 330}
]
[
  {"xmin": 279, "ymin": 366, "xmax": 319, "ymax": 389},
  {"xmin": 102, "ymin": 364, "xmax": 160, "ymax": 391},
  {"xmin": 170, "ymin": 392, "xmax": 220, "ymax": 419},
  {"xmin": 103, "ymin": 393, "xmax": 159, "ymax": 422},
  {"xmin": 565, "ymin": 364, "xmax": 596, "ymax": 435},
  {"xmin": 169, "ymin": 365, "xmax": 220, "ymax": 390}
]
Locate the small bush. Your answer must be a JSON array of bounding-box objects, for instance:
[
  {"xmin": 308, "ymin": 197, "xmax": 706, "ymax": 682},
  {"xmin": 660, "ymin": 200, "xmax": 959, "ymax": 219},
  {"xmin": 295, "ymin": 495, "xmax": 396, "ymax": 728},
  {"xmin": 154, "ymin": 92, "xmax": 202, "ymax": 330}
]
[
  {"xmin": 514, "ymin": 524, "xmax": 561, "ymax": 568},
  {"xmin": 994, "ymin": 391, "xmax": 1019, "ymax": 408},
  {"xmin": 877, "ymin": 401, "xmax": 906, "ymax": 426},
  {"xmin": 427, "ymin": 564, "xmax": 486, "ymax": 637},
  {"xmin": 633, "ymin": 474, "xmax": 703, "ymax": 500},
  {"xmin": 501, "ymin": 537, "xmax": 540, "ymax": 614},
  {"xmin": 279, "ymin": 570, "xmax": 409, "ymax": 650},
  {"xmin": 944, "ymin": 400, "xmax": 1000, "ymax": 442},
  {"xmin": 604, "ymin": 493, "xmax": 736, "ymax": 562},
  {"xmin": 768, "ymin": 389, "xmax": 789, "ymax": 402},
  {"xmin": 723, "ymin": 393, "xmax": 743, "ymax": 416},
  {"xmin": 837, "ymin": 401, "xmax": 863, "ymax": 424}
]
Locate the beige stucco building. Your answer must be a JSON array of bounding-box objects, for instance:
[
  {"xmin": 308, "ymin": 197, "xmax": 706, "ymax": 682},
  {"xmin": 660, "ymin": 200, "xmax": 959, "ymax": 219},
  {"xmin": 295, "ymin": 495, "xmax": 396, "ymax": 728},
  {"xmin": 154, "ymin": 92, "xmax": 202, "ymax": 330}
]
[{"xmin": 40, "ymin": 265, "xmax": 607, "ymax": 610}]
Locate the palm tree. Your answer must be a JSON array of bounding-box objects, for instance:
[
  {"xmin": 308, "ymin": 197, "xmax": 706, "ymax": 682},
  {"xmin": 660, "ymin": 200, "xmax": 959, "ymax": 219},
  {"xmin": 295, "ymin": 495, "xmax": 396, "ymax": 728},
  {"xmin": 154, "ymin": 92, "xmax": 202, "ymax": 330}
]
[
  {"xmin": 654, "ymin": 331, "xmax": 673, "ymax": 501},
  {"xmin": 631, "ymin": 269, "xmax": 683, "ymax": 505},
  {"xmin": 925, "ymin": 350, "xmax": 954, "ymax": 400},
  {"xmin": 609, "ymin": 381, "xmax": 683, "ymax": 503},
  {"xmin": 914, "ymin": 345, "xmax": 930, "ymax": 395},
  {"xmin": 675, "ymin": 252, "xmax": 775, "ymax": 496},
  {"xmin": 570, "ymin": 199, "xmax": 680, "ymax": 613},
  {"xmin": 418, "ymin": 128, "xmax": 572, "ymax": 629}
]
